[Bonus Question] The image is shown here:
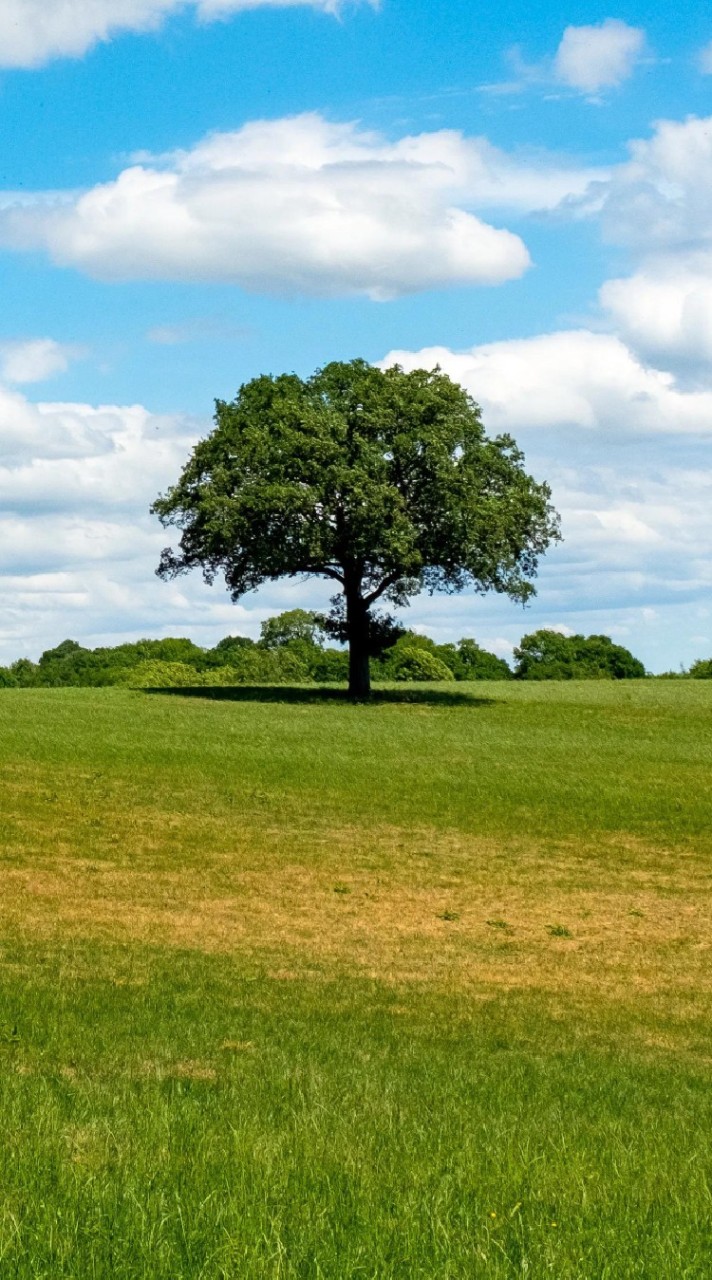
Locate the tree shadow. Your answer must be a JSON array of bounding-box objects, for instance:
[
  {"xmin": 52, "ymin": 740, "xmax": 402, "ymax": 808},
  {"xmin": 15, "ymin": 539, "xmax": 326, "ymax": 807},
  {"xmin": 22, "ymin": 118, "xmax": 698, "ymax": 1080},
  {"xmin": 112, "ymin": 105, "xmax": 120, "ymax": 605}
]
[{"xmin": 142, "ymin": 684, "xmax": 499, "ymax": 708}]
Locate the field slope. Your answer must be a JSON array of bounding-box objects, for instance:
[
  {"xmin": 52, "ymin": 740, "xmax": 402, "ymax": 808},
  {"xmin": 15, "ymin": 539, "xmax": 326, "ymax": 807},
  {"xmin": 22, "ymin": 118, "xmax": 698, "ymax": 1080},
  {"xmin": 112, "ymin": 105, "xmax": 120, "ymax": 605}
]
[{"xmin": 0, "ymin": 682, "xmax": 710, "ymax": 1277}]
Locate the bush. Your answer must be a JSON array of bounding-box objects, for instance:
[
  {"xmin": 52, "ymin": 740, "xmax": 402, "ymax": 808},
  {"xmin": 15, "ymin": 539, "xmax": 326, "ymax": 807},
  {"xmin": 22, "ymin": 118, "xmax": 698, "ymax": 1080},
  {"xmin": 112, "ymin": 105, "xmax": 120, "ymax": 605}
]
[
  {"xmin": 205, "ymin": 636, "xmax": 256, "ymax": 667},
  {"xmin": 121, "ymin": 661, "xmax": 204, "ymax": 688},
  {"xmin": 310, "ymin": 649, "xmax": 350, "ymax": 682},
  {"xmin": 389, "ymin": 646, "xmax": 455, "ymax": 682},
  {"xmin": 123, "ymin": 647, "xmax": 312, "ymax": 688},
  {"xmin": 373, "ymin": 631, "xmax": 508, "ymax": 683},
  {"xmin": 224, "ymin": 647, "xmax": 310, "ymax": 684},
  {"xmin": 690, "ymin": 658, "xmax": 712, "ymax": 679}
]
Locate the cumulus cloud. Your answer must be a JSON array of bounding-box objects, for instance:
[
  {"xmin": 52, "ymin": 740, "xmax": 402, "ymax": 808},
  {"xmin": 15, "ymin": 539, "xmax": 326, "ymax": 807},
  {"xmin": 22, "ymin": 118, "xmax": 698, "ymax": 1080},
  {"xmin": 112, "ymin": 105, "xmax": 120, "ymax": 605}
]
[
  {"xmin": 581, "ymin": 115, "xmax": 712, "ymax": 252},
  {"xmin": 0, "ymin": 115, "xmax": 607, "ymax": 298},
  {"xmin": 554, "ymin": 20, "xmax": 645, "ymax": 94},
  {"xmin": 0, "ymin": 0, "xmax": 361, "ymax": 69},
  {"xmin": 600, "ymin": 266, "xmax": 712, "ymax": 367},
  {"xmin": 553, "ymin": 114, "xmax": 712, "ymax": 372},
  {"xmin": 383, "ymin": 330, "xmax": 712, "ymax": 436},
  {"xmin": 483, "ymin": 19, "xmax": 645, "ymax": 99}
]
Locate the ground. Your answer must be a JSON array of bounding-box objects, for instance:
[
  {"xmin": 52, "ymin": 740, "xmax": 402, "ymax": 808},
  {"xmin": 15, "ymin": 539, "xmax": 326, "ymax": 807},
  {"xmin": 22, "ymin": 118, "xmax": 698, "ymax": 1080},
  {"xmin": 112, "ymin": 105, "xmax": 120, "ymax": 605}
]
[{"xmin": 0, "ymin": 682, "xmax": 710, "ymax": 1276}]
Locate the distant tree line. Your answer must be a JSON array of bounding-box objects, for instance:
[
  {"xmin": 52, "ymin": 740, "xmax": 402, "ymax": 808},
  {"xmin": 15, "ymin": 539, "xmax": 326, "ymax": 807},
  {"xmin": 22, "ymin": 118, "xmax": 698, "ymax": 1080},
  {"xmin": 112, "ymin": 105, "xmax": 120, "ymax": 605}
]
[{"xmin": 2, "ymin": 610, "xmax": 707, "ymax": 688}]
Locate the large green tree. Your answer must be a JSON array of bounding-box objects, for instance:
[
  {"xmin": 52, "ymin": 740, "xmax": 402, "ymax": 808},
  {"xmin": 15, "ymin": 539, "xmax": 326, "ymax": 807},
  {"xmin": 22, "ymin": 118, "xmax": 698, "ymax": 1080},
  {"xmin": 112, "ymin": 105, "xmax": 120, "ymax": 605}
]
[{"xmin": 152, "ymin": 360, "xmax": 560, "ymax": 697}]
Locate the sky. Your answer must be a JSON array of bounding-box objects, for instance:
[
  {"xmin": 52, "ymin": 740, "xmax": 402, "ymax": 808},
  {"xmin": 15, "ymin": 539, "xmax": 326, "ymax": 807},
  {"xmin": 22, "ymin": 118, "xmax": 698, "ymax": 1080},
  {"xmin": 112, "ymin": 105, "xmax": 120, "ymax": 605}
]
[{"xmin": 0, "ymin": 0, "xmax": 711, "ymax": 671}]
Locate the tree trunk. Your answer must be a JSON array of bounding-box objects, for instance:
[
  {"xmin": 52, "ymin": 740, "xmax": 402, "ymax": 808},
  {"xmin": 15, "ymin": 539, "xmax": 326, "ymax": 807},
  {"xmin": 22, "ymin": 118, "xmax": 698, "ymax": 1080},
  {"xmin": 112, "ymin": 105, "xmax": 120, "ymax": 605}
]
[{"xmin": 346, "ymin": 591, "xmax": 371, "ymax": 698}]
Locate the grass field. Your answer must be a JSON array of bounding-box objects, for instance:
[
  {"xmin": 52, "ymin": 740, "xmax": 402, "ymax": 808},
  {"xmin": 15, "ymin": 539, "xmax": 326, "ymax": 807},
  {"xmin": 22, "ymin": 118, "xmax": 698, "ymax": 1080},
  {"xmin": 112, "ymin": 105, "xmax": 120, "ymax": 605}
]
[{"xmin": 0, "ymin": 681, "xmax": 710, "ymax": 1277}]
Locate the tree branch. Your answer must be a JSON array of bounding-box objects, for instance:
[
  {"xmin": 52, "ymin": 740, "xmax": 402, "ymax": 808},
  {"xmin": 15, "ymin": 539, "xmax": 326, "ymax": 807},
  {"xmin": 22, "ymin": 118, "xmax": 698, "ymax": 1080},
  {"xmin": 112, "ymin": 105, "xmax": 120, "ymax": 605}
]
[
  {"xmin": 364, "ymin": 573, "xmax": 399, "ymax": 607},
  {"xmin": 301, "ymin": 564, "xmax": 345, "ymax": 585}
]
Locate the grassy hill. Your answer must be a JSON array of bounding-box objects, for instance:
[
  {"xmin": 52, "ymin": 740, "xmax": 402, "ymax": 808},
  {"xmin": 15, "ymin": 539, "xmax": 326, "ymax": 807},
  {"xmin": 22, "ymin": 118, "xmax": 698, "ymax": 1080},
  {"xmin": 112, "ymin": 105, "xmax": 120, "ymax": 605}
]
[{"xmin": 0, "ymin": 682, "xmax": 710, "ymax": 1276}]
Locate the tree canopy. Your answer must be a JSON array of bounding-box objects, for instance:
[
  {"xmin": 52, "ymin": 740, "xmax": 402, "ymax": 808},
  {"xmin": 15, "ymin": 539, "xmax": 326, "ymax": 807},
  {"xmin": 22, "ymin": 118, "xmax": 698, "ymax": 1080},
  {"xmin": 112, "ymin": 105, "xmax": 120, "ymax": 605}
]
[
  {"xmin": 152, "ymin": 359, "xmax": 560, "ymax": 695},
  {"xmin": 513, "ymin": 630, "xmax": 647, "ymax": 680}
]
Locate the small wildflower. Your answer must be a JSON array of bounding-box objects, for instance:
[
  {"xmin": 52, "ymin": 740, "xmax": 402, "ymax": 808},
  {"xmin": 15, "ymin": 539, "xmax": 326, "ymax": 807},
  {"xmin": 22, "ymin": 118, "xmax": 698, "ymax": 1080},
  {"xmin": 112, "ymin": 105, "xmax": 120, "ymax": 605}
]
[{"xmin": 490, "ymin": 1211, "xmax": 497, "ymax": 1219}]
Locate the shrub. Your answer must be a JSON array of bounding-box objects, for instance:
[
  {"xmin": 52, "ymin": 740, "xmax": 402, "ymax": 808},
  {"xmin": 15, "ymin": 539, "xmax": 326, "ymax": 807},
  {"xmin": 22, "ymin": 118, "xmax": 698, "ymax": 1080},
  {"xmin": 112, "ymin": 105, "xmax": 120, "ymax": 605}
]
[
  {"xmin": 224, "ymin": 647, "xmax": 309, "ymax": 684},
  {"xmin": 121, "ymin": 661, "xmax": 203, "ymax": 688},
  {"xmin": 690, "ymin": 658, "xmax": 712, "ymax": 679},
  {"xmin": 389, "ymin": 646, "xmax": 455, "ymax": 682},
  {"xmin": 375, "ymin": 631, "xmax": 507, "ymax": 682},
  {"xmin": 310, "ymin": 649, "xmax": 350, "ymax": 682}
]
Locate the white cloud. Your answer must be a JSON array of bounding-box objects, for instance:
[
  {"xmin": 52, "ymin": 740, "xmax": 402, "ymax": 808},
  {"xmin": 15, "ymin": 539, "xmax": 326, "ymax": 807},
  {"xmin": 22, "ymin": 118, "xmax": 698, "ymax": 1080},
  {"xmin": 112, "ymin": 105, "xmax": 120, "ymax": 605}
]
[
  {"xmin": 0, "ymin": 115, "xmax": 610, "ymax": 298},
  {"xmin": 0, "ymin": 338, "xmax": 83, "ymax": 385},
  {"xmin": 587, "ymin": 115, "xmax": 712, "ymax": 251},
  {"xmin": 562, "ymin": 115, "xmax": 712, "ymax": 370},
  {"xmin": 540, "ymin": 462, "xmax": 712, "ymax": 612},
  {"xmin": 600, "ymin": 266, "xmax": 712, "ymax": 367},
  {"xmin": 554, "ymin": 19, "xmax": 645, "ymax": 94},
  {"xmin": 0, "ymin": 0, "xmax": 360, "ymax": 69},
  {"xmin": 378, "ymin": 329, "xmax": 712, "ymax": 657},
  {"xmin": 483, "ymin": 19, "xmax": 645, "ymax": 98},
  {"xmin": 383, "ymin": 330, "xmax": 712, "ymax": 435},
  {"xmin": 0, "ymin": 374, "xmax": 241, "ymax": 659}
]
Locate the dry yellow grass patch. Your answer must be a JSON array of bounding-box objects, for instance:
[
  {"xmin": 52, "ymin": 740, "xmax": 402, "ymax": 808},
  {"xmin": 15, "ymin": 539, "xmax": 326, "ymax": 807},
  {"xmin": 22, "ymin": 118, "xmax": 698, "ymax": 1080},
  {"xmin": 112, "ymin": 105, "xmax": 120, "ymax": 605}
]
[{"xmin": 1, "ymin": 827, "xmax": 710, "ymax": 1019}]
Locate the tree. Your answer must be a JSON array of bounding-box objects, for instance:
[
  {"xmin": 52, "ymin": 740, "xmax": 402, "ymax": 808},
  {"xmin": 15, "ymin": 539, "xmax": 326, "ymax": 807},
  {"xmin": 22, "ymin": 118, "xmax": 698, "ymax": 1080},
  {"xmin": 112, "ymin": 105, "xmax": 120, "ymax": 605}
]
[
  {"xmin": 152, "ymin": 360, "xmax": 560, "ymax": 697},
  {"xmin": 445, "ymin": 638, "xmax": 512, "ymax": 681},
  {"xmin": 514, "ymin": 629, "xmax": 646, "ymax": 680},
  {"xmin": 258, "ymin": 609, "xmax": 325, "ymax": 650},
  {"xmin": 316, "ymin": 604, "xmax": 406, "ymax": 660}
]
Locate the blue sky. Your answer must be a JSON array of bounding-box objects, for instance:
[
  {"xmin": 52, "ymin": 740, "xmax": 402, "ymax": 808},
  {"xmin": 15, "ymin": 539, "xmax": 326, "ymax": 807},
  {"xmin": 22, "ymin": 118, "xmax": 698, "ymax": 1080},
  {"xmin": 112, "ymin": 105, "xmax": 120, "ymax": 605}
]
[{"xmin": 0, "ymin": 0, "xmax": 711, "ymax": 670}]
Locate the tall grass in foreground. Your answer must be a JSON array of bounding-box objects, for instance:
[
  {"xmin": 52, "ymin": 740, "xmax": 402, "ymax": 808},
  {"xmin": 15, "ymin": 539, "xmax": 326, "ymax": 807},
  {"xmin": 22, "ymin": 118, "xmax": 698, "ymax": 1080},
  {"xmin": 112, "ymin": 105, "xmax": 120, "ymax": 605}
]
[
  {"xmin": 0, "ymin": 683, "xmax": 710, "ymax": 1276},
  {"xmin": 0, "ymin": 947, "xmax": 710, "ymax": 1278}
]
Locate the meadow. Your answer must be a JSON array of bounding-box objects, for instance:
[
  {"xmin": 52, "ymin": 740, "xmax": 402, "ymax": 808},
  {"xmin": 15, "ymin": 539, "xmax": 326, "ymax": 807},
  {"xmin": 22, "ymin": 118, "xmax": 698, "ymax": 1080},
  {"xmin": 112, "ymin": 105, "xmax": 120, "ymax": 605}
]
[{"xmin": 0, "ymin": 680, "xmax": 710, "ymax": 1277}]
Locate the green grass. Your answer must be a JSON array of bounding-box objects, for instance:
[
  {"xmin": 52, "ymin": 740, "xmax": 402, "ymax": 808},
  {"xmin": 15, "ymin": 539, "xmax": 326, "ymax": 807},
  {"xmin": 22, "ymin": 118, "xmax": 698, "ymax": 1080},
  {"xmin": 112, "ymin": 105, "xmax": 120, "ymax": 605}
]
[{"xmin": 0, "ymin": 682, "xmax": 711, "ymax": 1276}]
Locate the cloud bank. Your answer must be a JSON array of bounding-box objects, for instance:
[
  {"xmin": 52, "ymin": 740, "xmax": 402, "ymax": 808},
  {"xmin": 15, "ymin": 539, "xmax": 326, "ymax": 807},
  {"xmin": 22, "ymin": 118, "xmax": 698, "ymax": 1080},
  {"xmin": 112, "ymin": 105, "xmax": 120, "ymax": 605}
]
[{"xmin": 0, "ymin": 375, "xmax": 239, "ymax": 659}]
